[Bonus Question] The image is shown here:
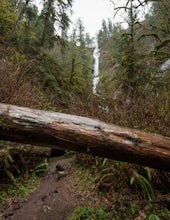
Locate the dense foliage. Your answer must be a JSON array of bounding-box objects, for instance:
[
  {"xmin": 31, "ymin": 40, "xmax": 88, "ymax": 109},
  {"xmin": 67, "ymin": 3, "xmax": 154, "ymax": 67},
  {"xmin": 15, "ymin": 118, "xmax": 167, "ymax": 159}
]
[
  {"xmin": 97, "ymin": 0, "xmax": 170, "ymax": 136},
  {"xmin": 0, "ymin": 0, "xmax": 93, "ymax": 195}
]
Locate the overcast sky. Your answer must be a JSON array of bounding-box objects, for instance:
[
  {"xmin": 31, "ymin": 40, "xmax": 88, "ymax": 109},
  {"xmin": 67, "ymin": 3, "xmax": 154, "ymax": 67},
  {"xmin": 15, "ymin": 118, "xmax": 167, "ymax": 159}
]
[
  {"xmin": 35, "ymin": 0, "xmax": 150, "ymax": 38},
  {"xmin": 35, "ymin": 0, "xmax": 122, "ymax": 37},
  {"xmin": 70, "ymin": 0, "xmax": 114, "ymax": 37}
]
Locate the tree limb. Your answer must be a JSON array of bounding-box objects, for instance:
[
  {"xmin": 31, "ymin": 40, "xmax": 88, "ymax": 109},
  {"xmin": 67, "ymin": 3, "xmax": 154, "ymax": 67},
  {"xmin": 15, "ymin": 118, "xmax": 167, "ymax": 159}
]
[{"xmin": 0, "ymin": 103, "xmax": 170, "ymax": 171}]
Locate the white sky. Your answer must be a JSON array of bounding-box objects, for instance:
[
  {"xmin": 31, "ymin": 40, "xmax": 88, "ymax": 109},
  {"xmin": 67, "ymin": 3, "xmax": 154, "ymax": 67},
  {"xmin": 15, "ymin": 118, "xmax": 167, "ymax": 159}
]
[
  {"xmin": 70, "ymin": 0, "xmax": 114, "ymax": 37},
  {"xmin": 35, "ymin": 0, "xmax": 120, "ymax": 37},
  {"xmin": 71, "ymin": 0, "xmax": 151, "ymax": 37},
  {"xmin": 35, "ymin": 0, "xmax": 150, "ymax": 38}
]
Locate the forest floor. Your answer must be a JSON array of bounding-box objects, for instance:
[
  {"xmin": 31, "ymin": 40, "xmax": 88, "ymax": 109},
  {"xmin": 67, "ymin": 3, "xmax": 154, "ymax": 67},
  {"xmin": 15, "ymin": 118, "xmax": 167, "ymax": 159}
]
[
  {"xmin": 0, "ymin": 156, "xmax": 109, "ymax": 220},
  {"xmin": 1, "ymin": 155, "xmax": 170, "ymax": 220}
]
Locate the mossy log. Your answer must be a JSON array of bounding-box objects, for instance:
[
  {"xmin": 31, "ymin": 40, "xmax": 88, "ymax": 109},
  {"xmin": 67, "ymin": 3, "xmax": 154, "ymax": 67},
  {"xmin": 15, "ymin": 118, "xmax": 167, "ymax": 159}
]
[{"xmin": 0, "ymin": 103, "xmax": 170, "ymax": 171}]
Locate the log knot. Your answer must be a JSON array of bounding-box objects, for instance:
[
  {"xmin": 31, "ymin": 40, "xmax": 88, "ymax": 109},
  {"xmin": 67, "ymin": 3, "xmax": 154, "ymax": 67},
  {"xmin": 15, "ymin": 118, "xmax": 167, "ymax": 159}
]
[{"xmin": 125, "ymin": 136, "xmax": 141, "ymax": 145}]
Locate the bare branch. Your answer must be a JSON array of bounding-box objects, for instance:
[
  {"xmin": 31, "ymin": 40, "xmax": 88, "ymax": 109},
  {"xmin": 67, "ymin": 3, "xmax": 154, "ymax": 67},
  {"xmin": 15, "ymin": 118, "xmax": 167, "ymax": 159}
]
[
  {"xmin": 156, "ymin": 39, "xmax": 170, "ymax": 50},
  {"xmin": 137, "ymin": 33, "xmax": 162, "ymax": 42}
]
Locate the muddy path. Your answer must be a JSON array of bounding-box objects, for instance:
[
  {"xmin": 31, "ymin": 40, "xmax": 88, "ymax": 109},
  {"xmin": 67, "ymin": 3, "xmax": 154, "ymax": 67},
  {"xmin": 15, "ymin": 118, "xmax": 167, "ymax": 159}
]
[{"xmin": 2, "ymin": 156, "xmax": 89, "ymax": 220}]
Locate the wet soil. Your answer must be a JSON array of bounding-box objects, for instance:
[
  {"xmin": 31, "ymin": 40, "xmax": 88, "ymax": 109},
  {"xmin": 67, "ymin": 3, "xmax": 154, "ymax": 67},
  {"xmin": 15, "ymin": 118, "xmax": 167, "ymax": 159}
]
[
  {"xmin": 1, "ymin": 156, "xmax": 169, "ymax": 220},
  {"xmin": 1, "ymin": 156, "xmax": 96, "ymax": 220}
]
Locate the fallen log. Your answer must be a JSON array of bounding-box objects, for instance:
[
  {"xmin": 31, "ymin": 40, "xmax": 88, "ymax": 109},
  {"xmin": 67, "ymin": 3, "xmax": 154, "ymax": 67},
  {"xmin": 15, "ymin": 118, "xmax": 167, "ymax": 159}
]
[{"xmin": 0, "ymin": 103, "xmax": 170, "ymax": 171}]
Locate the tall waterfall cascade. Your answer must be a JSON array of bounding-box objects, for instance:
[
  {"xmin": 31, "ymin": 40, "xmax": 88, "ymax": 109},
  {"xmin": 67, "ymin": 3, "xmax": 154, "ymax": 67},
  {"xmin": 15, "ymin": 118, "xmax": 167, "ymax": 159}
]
[
  {"xmin": 160, "ymin": 58, "xmax": 170, "ymax": 72},
  {"xmin": 92, "ymin": 38, "xmax": 100, "ymax": 94}
]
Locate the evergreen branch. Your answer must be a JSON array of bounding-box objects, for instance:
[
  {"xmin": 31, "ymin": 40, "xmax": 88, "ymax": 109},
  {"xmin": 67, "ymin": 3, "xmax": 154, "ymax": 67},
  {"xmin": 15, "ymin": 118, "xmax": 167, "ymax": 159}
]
[
  {"xmin": 156, "ymin": 39, "xmax": 170, "ymax": 50},
  {"xmin": 137, "ymin": 33, "xmax": 162, "ymax": 42}
]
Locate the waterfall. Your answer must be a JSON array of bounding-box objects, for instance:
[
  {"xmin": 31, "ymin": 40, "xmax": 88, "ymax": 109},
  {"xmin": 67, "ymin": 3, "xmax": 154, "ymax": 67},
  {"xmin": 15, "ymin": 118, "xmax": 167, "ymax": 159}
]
[
  {"xmin": 160, "ymin": 58, "xmax": 170, "ymax": 72},
  {"xmin": 92, "ymin": 38, "xmax": 100, "ymax": 94}
]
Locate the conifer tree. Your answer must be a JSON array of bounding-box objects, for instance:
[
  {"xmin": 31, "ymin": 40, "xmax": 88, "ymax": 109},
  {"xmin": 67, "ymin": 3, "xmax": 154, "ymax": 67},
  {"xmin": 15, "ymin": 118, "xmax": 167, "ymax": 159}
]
[
  {"xmin": 40, "ymin": 0, "xmax": 72, "ymax": 48},
  {"xmin": 0, "ymin": 0, "xmax": 31, "ymax": 60}
]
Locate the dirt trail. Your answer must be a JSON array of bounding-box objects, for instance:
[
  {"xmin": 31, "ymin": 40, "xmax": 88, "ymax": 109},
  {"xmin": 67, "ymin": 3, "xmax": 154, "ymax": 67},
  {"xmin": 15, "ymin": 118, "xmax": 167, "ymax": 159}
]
[{"xmin": 2, "ymin": 157, "xmax": 84, "ymax": 220}]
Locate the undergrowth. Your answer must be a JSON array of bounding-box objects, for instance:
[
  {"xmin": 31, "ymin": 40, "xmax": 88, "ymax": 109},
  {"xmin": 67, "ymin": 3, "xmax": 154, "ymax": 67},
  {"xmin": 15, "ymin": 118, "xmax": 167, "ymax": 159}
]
[
  {"xmin": 73, "ymin": 154, "xmax": 170, "ymax": 220},
  {"xmin": 0, "ymin": 155, "xmax": 49, "ymax": 208},
  {"xmin": 68, "ymin": 205, "xmax": 170, "ymax": 220},
  {"xmin": 0, "ymin": 173, "xmax": 38, "ymax": 206}
]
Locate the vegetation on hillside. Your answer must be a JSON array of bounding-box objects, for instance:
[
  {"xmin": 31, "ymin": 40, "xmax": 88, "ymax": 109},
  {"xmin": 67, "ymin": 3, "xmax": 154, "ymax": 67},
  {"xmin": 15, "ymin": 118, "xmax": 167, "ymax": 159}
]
[
  {"xmin": 0, "ymin": 0, "xmax": 93, "ymax": 200},
  {"xmin": 97, "ymin": 0, "xmax": 170, "ymax": 136}
]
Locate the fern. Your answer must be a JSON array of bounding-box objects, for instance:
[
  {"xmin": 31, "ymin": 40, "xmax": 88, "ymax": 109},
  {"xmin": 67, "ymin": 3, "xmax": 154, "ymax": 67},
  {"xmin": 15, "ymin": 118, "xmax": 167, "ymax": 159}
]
[
  {"xmin": 130, "ymin": 171, "xmax": 154, "ymax": 201},
  {"xmin": 145, "ymin": 214, "xmax": 160, "ymax": 220},
  {"xmin": 33, "ymin": 159, "xmax": 49, "ymax": 174},
  {"xmin": 92, "ymin": 167, "xmax": 115, "ymax": 183},
  {"xmin": 144, "ymin": 167, "xmax": 152, "ymax": 181},
  {"xmin": 102, "ymin": 158, "xmax": 108, "ymax": 166}
]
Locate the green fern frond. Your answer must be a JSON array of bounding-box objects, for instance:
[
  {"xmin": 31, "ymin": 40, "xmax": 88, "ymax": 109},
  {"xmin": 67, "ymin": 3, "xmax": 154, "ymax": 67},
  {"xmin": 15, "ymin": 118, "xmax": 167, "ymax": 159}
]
[
  {"xmin": 102, "ymin": 158, "xmax": 108, "ymax": 166},
  {"xmin": 144, "ymin": 167, "xmax": 152, "ymax": 181},
  {"xmin": 93, "ymin": 167, "xmax": 115, "ymax": 183},
  {"xmin": 130, "ymin": 176, "xmax": 135, "ymax": 185},
  {"xmin": 134, "ymin": 172, "xmax": 154, "ymax": 201},
  {"xmin": 145, "ymin": 214, "xmax": 160, "ymax": 220},
  {"xmin": 33, "ymin": 160, "xmax": 49, "ymax": 174}
]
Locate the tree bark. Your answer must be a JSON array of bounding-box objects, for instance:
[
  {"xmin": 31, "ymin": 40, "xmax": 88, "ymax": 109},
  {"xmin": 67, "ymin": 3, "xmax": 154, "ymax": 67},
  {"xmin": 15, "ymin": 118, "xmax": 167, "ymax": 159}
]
[
  {"xmin": 0, "ymin": 103, "xmax": 170, "ymax": 171},
  {"xmin": 40, "ymin": 0, "xmax": 53, "ymax": 47}
]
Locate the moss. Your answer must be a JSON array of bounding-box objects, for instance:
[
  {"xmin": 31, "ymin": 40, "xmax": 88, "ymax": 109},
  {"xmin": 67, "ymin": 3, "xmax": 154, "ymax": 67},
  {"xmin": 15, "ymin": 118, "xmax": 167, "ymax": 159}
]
[
  {"xmin": 4, "ymin": 169, "xmax": 17, "ymax": 185},
  {"xmin": 68, "ymin": 207, "xmax": 111, "ymax": 220},
  {"xmin": 0, "ymin": 119, "xmax": 11, "ymax": 130}
]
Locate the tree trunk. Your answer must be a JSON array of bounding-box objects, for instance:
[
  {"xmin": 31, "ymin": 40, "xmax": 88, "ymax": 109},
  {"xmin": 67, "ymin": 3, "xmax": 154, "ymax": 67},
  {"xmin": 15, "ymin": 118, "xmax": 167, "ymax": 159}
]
[
  {"xmin": 0, "ymin": 103, "xmax": 170, "ymax": 171},
  {"xmin": 40, "ymin": 0, "xmax": 53, "ymax": 47}
]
